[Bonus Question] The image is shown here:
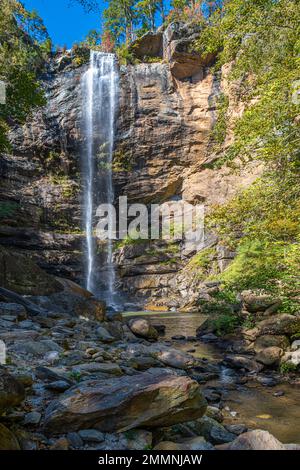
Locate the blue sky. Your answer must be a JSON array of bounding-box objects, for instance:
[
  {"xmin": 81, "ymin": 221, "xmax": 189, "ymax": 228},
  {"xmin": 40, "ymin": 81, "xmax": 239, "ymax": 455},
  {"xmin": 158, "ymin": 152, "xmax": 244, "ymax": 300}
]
[
  {"xmin": 23, "ymin": 0, "xmax": 172, "ymax": 48},
  {"xmin": 23, "ymin": 0, "xmax": 104, "ymax": 48}
]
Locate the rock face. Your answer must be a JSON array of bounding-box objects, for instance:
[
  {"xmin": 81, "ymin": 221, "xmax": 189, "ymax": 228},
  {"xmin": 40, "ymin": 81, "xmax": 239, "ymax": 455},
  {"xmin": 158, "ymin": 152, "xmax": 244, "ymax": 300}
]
[
  {"xmin": 0, "ymin": 22, "xmax": 264, "ymax": 307},
  {"xmin": 44, "ymin": 369, "xmax": 207, "ymax": 433}
]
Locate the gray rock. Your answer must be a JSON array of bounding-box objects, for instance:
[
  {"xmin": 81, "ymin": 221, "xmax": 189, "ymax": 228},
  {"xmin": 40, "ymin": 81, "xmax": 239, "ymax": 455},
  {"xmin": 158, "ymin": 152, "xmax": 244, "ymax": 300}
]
[
  {"xmin": 154, "ymin": 436, "xmax": 214, "ymax": 451},
  {"xmin": 14, "ymin": 340, "xmax": 63, "ymax": 357},
  {"xmin": 96, "ymin": 326, "xmax": 116, "ymax": 343},
  {"xmin": 78, "ymin": 429, "xmax": 105, "ymax": 443},
  {"xmin": 225, "ymin": 424, "xmax": 248, "ymax": 435},
  {"xmin": 67, "ymin": 432, "xmax": 83, "ymax": 449},
  {"xmin": 44, "ymin": 369, "xmax": 207, "ymax": 433},
  {"xmin": 291, "ymin": 339, "xmax": 300, "ymax": 351},
  {"xmin": 24, "ymin": 411, "xmax": 41, "ymax": 425},
  {"xmin": 187, "ymin": 416, "xmax": 236, "ymax": 445},
  {"xmin": 0, "ymin": 368, "xmax": 25, "ymax": 414},
  {"xmin": 0, "ymin": 303, "xmax": 26, "ymax": 318},
  {"xmin": 46, "ymin": 381, "xmax": 71, "ymax": 392}
]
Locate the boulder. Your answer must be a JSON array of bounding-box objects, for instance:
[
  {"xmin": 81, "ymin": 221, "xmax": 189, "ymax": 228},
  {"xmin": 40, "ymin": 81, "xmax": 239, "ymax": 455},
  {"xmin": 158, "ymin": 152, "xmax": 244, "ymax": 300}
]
[
  {"xmin": 0, "ymin": 368, "xmax": 25, "ymax": 414},
  {"xmin": 185, "ymin": 416, "xmax": 236, "ymax": 445},
  {"xmin": 253, "ymin": 335, "xmax": 289, "ymax": 353},
  {"xmin": 14, "ymin": 340, "xmax": 63, "ymax": 357},
  {"xmin": 96, "ymin": 326, "xmax": 116, "ymax": 343},
  {"xmin": 240, "ymin": 290, "xmax": 281, "ymax": 314},
  {"xmin": 128, "ymin": 318, "xmax": 159, "ymax": 340},
  {"xmin": 256, "ymin": 347, "xmax": 283, "ymax": 366},
  {"xmin": 0, "ymin": 423, "xmax": 20, "ymax": 450},
  {"xmin": 154, "ymin": 437, "xmax": 214, "ymax": 451},
  {"xmin": 44, "ymin": 369, "xmax": 207, "ymax": 433},
  {"xmin": 216, "ymin": 430, "xmax": 286, "ymax": 450},
  {"xmin": 243, "ymin": 314, "xmax": 300, "ymax": 340},
  {"xmin": 155, "ymin": 349, "xmax": 195, "ymax": 370},
  {"xmin": 224, "ymin": 355, "xmax": 263, "ymax": 372}
]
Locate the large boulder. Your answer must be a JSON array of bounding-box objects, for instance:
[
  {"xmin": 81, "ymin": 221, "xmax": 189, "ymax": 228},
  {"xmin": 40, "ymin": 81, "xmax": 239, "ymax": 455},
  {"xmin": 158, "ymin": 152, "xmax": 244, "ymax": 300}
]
[
  {"xmin": 253, "ymin": 335, "xmax": 289, "ymax": 353},
  {"xmin": 217, "ymin": 430, "xmax": 286, "ymax": 450},
  {"xmin": 44, "ymin": 369, "xmax": 207, "ymax": 434},
  {"xmin": 128, "ymin": 318, "xmax": 158, "ymax": 340},
  {"xmin": 184, "ymin": 416, "xmax": 236, "ymax": 445},
  {"xmin": 256, "ymin": 346, "xmax": 283, "ymax": 367},
  {"xmin": 0, "ymin": 368, "xmax": 25, "ymax": 414},
  {"xmin": 243, "ymin": 314, "xmax": 300, "ymax": 340},
  {"xmin": 223, "ymin": 355, "xmax": 263, "ymax": 372},
  {"xmin": 155, "ymin": 349, "xmax": 195, "ymax": 370},
  {"xmin": 240, "ymin": 290, "xmax": 281, "ymax": 314}
]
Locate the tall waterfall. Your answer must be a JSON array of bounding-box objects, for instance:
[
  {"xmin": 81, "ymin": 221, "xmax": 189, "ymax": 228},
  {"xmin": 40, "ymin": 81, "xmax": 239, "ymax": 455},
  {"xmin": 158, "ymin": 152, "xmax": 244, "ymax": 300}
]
[{"xmin": 81, "ymin": 51, "xmax": 118, "ymax": 305}]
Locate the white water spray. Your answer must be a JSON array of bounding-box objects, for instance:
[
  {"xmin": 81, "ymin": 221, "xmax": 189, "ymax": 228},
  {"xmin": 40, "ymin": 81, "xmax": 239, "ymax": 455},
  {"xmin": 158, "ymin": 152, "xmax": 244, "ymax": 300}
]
[{"xmin": 81, "ymin": 51, "xmax": 118, "ymax": 303}]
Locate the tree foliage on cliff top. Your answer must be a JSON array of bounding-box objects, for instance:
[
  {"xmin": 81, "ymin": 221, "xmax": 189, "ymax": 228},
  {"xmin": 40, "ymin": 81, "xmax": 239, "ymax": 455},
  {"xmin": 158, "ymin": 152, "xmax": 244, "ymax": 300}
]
[{"xmin": 0, "ymin": 0, "xmax": 49, "ymax": 152}]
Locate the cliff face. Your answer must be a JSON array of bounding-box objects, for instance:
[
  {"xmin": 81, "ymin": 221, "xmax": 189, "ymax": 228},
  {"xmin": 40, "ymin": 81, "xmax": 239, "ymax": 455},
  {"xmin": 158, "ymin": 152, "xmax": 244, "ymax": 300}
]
[
  {"xmin": 0, "ymin": 23, "xmax": 263, "ymax": 307},
  {"xmin": 0, "ymin": 59, "xmax": 84, "ymax": 285}
]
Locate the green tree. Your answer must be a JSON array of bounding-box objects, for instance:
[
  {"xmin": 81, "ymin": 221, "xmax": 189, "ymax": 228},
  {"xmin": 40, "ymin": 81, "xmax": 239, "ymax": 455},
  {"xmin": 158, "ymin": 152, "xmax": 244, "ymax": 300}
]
[{"xmin": 0, "ymin": 0, "xmax": 48, "ymax": 152}]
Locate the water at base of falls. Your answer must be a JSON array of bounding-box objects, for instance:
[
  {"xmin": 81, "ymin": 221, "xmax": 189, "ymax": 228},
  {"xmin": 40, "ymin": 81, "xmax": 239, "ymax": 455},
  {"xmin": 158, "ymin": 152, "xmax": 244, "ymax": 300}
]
[{"xmin": 81, "ymin": 51, "xmax": 119, "ymax": 308}]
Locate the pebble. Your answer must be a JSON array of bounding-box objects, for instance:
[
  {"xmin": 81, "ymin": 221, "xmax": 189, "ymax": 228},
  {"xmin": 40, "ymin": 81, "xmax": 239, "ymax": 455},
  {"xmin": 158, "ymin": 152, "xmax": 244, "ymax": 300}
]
[{"xmin": 273, "ymin": 390, "xmax": 285, "ymax": 397}]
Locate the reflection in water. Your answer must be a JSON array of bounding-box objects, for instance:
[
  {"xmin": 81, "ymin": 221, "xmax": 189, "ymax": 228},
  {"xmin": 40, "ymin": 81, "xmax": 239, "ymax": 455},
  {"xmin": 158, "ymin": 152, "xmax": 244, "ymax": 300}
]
[{"xmin": 123, "ymin": 310, "xmax": 300, "ymax": 444}]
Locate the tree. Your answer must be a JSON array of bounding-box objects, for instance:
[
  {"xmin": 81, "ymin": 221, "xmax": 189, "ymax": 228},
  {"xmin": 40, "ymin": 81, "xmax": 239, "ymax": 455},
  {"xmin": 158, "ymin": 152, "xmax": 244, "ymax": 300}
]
[
  {"xmin": 103, "ymin": 0, "xmax": 137, "ymax": 44},
  {"xmin": 136, "ymin": 0, "xmax": 158, "ymax": 32},
  {"xmin": 0, "ymin": 0, "xmax": 48, "ymax": 152}
]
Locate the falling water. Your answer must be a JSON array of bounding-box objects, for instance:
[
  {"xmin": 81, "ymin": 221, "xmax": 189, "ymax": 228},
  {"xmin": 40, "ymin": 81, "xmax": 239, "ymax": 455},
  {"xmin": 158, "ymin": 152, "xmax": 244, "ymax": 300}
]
[{"xmin": 81, "ymin": 51, "xmax": 118, "ymax": 305}]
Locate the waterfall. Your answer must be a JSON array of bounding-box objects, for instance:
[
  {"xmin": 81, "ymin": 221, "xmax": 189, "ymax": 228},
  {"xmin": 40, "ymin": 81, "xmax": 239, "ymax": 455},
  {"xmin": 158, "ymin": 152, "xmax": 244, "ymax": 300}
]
[{"xmin": 81, "ymin": 51, "xmax": 118, "ymax": 305}]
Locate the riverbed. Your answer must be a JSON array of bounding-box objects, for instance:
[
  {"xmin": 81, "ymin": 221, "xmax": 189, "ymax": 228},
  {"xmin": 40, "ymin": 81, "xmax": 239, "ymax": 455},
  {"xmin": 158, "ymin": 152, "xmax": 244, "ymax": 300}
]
[{"xmin": 123, "ymin": 310, "xmax": 300, "ymax": 444}]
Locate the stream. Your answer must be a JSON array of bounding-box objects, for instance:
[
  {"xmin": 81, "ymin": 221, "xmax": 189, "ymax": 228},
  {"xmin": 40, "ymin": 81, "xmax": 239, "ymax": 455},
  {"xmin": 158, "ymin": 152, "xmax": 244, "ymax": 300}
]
[{"xmin": 123, "ymin": 310, "xmax": 300, "ymax": 444}]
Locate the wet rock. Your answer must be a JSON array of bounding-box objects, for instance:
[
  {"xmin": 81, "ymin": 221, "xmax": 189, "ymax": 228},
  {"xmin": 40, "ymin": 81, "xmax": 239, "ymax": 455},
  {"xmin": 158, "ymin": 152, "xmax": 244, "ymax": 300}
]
[
  {"xmin": 78, "ymin": 429, "xmax": 105, "ymax": 443},
  {"xmin": 171, "ymin": 335, "xmax": 186, "ymax": 341},
  {"xmin": 0, "ymin": 368, "xmax": 25, "ymax": 414},
  {"xmin": 273, "ymin": 390, "xmax": 285, "ymax": 397},
  {"xmin": 0, "ymin": 329, "xmax": 39, "ymax": 341},
  {"xmin": 106, "ymin": 311, "xmax": 123, "ymax": 322},
  {"xmin": 201, "ymin": 334, "xmax": 218, "ymax": 342},
  {"xmin": 44, "ymin": 369, "xmax": 207, "ymax": 433},
  {"xmin": 217, "ymin": 430, "xmax": 286, "ymax": 450},
  {"xmin": 256, "ymin": 346, "xmax": 283, "ymax": 366},
  {"xmin": 128, "ymin": 318, "xmax": 159, "ymax": 341},
  {"xmin": 0, "ymin": 423, "xmax": 20, "ymax": 450},
  {"xmin": 154, "ymin": 437, "xmax": 214, "ymax": 451},
  {"xmin": 35, "ymin": 366, "xmax": 73, "ymax": 384}
]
